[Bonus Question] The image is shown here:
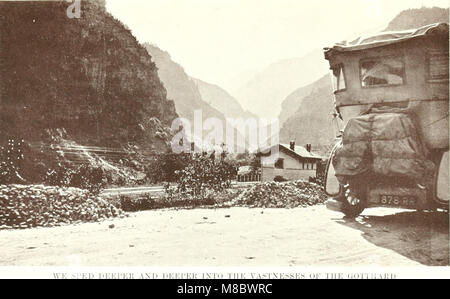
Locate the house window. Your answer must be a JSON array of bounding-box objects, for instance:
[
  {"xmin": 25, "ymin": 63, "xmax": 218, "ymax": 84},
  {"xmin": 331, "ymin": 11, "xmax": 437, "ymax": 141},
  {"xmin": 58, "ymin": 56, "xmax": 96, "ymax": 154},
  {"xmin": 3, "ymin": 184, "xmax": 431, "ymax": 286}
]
[
  {"xmin": 275, "ymin": 158, "xmax": 284, "ymax": 169},
  {"xmin": 360, "ymin": 56, "xmax": 405, "ymax": 87}
]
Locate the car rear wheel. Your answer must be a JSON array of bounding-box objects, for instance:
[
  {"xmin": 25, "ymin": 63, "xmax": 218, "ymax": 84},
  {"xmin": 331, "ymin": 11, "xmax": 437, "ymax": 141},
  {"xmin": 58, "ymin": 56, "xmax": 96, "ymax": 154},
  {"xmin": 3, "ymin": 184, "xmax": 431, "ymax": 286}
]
[{"xmin": 339, "ymin": 183, "xmax": 366, "ymax": 218}]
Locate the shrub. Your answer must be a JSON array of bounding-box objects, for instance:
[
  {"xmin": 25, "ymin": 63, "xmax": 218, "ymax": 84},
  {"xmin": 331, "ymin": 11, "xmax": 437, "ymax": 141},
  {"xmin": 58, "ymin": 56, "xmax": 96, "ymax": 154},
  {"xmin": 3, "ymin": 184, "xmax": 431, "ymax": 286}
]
[
  {"xmin": 175, "ymin": 153, "xmax": 237, "ymax": 199},
  {"xmin": 314, "ymin": 159, "xmax": 327, "ymax": 187},
  {"xmin": 145, "ymin": 153, "xmax": 191, "ymax": 183},
  {"xmin": 250, "ymin": 155, "xmax": 261, "ymax": 174},
  {"xmin": 309, "ymin": 176, "xmax": 324, "ymax": 186},
  {"xmin": 274, "ymin": 176, "xmax": 288, "ymax": 182},
  {"xmin": 70, "ymin": 164, "xmax": 110, "ymax": 195},
  {"xmin": 45, "ymin": 161, "xmax": 110, "ymax": 195},
  {"xmin": 45, "ymin": 162, "xmax": 73, "ymax": 187},
  {"xmin": 118, "ymin": 194, "xmax": 156, "ymax": 212},
  {"xmin": 0, "ymin": 139, "xmax": 26, "ymax": 184},
  {"xmin": 113, "ymin": 188, "xmax": 242, "ymax": 212}
]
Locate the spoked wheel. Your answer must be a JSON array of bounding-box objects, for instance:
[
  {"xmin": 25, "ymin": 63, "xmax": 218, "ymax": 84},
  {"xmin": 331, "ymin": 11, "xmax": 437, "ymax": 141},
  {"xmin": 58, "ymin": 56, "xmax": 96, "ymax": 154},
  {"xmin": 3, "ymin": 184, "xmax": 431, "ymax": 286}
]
[{"xmin": 339, "ymin": 183, "xmax": 366, "ymax": 218}]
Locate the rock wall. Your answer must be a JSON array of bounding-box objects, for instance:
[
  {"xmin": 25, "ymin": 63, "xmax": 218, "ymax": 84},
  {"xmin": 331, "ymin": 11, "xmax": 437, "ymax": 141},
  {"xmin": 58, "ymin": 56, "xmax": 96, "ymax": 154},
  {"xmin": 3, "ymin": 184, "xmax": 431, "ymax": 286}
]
[{"xmin": 0, "ymin": 0, "xmax": 177, "ymax": 151}]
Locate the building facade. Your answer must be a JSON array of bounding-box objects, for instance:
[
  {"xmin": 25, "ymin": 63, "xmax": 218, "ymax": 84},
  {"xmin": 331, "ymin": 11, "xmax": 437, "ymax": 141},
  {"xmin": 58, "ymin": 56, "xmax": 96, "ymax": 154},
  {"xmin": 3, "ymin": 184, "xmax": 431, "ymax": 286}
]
[{"xmin": 260, "ymin": 142, "xmax": 323, "ymax": 182}]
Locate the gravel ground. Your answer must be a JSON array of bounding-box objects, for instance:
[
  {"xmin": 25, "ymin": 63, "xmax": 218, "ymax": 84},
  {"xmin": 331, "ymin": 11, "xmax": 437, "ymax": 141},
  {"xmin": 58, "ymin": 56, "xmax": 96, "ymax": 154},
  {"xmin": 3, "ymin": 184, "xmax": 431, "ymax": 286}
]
[{"xmin": 0, "ymin": 206, "xmax": 448, "ymax": 266}]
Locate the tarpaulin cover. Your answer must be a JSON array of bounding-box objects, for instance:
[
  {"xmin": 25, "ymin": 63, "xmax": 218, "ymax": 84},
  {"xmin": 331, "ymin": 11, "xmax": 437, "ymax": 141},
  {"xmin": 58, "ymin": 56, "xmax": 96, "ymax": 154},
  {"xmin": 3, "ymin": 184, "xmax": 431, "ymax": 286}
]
[
  {"xmin": 332, "ymin": 112, "xmax": 435, "ymax": 184},
  {"xmin": 325, "ymin": 23, "xmax": 448, "ymax": 54}
]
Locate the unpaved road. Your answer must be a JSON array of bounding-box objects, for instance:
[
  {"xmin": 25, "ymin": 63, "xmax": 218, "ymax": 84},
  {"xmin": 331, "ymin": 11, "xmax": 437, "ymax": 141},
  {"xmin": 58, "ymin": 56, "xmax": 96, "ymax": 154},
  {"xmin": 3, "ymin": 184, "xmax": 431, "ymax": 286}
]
[{"xmin": 0, "ymin": 206, "xmax": 448, "ymax": 266}]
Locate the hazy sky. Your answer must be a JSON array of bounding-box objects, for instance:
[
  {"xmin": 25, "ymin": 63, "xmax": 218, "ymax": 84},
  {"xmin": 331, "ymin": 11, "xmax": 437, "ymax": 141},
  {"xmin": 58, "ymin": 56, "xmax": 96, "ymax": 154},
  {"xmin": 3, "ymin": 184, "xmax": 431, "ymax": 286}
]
[{"xmin": 105, "ymin": 0, "xmax": 449, "ymax": 91}]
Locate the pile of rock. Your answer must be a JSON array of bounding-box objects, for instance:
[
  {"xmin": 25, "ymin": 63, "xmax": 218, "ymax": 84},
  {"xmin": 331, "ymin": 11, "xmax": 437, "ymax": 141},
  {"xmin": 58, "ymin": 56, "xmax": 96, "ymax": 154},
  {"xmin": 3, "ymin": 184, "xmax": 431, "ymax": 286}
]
[
  {"xmin": 232, "ymin": 181, "xmax": 328, "ymax": 208},
  {"xmin": 0, "ymin": 185, "xmax": 124, "ymax": 230}
]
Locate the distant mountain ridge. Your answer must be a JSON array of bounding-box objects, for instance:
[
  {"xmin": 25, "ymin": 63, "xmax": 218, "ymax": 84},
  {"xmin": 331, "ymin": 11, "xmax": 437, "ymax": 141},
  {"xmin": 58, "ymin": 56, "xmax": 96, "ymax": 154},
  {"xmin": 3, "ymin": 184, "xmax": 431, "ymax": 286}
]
[
  {"xmin": 144, "ymin": 43, "xmax": 226, "ymax": 126},
  {"xmin": 144, "ymin": 43, "xmax": 251, "ymax": 152},
  {"xmin": 233, "ymin": 49, "xmax": 330, "ymax": 118},
  {"xmin": 193, "ymin": 79, "xmax": 258, "ymax": 121}
]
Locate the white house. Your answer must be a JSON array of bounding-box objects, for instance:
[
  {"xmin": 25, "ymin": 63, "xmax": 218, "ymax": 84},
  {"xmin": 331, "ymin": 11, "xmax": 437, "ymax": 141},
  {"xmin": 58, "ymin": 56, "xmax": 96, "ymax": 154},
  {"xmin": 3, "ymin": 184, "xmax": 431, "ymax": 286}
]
[{"xmin": 259, "ymin": 142, "xmax": 323, "ymax": 182}]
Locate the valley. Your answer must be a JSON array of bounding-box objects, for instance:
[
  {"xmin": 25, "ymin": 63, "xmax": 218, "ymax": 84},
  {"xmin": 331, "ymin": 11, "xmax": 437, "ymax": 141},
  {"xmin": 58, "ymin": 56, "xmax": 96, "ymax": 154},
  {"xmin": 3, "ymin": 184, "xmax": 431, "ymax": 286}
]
[{"xmin": 0, "ymin": 1, "xmax": 448, "ymax": 272}]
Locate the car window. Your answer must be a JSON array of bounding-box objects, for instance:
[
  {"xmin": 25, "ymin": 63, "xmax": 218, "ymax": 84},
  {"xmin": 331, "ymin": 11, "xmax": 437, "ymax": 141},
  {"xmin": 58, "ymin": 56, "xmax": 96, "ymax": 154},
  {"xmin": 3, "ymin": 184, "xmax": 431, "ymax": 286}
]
[
  {"xmin": 332, "ymin": 65, "xmax": 346, "ymax": 92},
  {"xmin": 361, "ymin": 57, "xmax": 404, "ymax": 87}
]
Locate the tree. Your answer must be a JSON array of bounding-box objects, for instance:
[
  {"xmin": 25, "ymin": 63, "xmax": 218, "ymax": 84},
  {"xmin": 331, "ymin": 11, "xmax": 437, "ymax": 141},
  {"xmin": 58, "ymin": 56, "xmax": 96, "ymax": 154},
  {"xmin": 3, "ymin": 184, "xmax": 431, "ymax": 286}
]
[
  {"xmin": 175, "ymin": 153, "xmax": 237, "ymax": 198},
  {"xmin": 146, "ymin": 153, "xmax": 192, "ymax": 183}
]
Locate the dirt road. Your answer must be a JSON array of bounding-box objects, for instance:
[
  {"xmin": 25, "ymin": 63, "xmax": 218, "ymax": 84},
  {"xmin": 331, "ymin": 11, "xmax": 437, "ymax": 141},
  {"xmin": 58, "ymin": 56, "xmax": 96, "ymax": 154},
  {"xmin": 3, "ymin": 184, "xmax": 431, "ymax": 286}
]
[{"xmin": 0, "ymin": 206, "xmax": 448, "ymax": 266}]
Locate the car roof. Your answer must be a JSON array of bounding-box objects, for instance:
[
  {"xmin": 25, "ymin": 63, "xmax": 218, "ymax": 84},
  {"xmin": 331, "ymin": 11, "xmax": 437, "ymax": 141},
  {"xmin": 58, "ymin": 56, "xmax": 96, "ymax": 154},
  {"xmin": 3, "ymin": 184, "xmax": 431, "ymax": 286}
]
[{"xmin": 324, "ymin": 23, "xmax": 448, "ymax": 56}]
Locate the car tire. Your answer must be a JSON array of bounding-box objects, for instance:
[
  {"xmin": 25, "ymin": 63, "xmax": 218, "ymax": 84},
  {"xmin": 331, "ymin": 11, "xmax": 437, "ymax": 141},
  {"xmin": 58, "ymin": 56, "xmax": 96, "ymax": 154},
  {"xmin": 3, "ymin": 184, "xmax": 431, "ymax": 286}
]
[{"xmin": 339, "ymin": 183, "xmax": 366, "ymax": 218}]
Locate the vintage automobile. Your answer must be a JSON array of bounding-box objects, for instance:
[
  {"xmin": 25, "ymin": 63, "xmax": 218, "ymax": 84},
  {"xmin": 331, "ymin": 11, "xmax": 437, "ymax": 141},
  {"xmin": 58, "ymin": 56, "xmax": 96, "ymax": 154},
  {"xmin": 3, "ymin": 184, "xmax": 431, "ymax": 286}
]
[{"xmin": 323, "ymin": 23, "xmax": 449, "ymax": 217}]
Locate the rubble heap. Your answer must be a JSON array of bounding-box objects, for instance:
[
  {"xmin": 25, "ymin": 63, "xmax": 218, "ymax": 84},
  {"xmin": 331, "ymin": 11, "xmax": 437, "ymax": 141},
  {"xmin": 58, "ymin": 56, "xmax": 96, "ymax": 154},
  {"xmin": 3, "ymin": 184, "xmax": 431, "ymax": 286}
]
[
  {"xmin": 0, "ymin": 185, "xmax": 124, "ymax": 230},
  {"xmin": 232, "ymin": 181, "xmax": 327, "ymax": 208}
]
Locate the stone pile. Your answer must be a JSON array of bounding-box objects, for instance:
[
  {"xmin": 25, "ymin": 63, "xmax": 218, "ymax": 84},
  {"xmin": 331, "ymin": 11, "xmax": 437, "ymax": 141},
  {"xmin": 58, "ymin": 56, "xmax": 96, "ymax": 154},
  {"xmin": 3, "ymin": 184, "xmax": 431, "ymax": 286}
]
[
  {"xmin": 232, "ymin": 181, "xmax": 327, "ymax": 208},
  {"xmin": 0, "ymin": 185, "xmax": 124, "ymax": 230}
]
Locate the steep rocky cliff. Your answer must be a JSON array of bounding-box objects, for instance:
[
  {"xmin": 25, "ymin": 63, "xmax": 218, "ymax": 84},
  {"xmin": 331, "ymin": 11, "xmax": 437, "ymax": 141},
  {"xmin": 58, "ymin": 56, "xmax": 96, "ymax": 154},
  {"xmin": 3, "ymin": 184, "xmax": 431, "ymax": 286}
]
[
  {"xmin": 144, "ymin": 43, "xmax": 251, "ymax": 152},
  {"xmin": 144, "ymin": 43, "xmax": 225, "ymax": 126},
  {"xmin": 0, "ymin": 0, "xmax": 177, "ymax": 151}
]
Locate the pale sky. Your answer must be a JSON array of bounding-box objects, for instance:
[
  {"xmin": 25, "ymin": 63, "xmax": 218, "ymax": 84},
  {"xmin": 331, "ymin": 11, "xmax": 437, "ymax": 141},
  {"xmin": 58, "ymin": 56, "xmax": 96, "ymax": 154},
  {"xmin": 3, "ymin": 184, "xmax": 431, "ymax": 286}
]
[{"xmin": 105, "ymin": 0, "xmax": 449, "ymax": 92}]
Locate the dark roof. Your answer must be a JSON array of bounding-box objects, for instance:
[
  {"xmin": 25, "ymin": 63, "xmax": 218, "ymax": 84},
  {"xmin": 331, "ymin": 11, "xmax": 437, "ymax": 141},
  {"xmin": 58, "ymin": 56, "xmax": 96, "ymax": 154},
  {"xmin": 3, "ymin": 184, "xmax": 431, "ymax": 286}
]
[
  {"xmin": 279, "ymin": 144, "xmax": 323, "ymax": 160},
  {"xmin": 258, "ymin": 144, "xmax": 323, "ymax": 160},
  {"xmin": 325, "ymin": 23, "xmax": 448, "ymax": 57}
]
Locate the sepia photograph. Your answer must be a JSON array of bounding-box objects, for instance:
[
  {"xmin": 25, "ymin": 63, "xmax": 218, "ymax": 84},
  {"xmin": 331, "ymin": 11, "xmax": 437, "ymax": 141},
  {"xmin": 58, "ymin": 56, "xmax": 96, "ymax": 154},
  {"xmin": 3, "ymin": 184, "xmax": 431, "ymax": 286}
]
[{"xmin": 0, "ymin": 0, "xmax": 449, "ymax": 283}]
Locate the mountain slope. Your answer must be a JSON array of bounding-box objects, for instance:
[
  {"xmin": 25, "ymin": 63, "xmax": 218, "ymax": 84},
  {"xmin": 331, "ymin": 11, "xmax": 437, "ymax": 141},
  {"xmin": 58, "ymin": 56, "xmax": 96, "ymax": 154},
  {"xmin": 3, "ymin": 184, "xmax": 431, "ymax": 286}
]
[
  {"xmin": 279, "ymin": 74, "xmax": 335, "ymax": 152},
  {"xmin": 193, "ymin": 79, "xmax": 257, "ymax": 121},
  {"xmin": 0, "ymin": 0, "xmax": 177, "ymax": 150},
  {"xmin": 233, "ymin": 49, "xmax": 329, "ymax": 118},
  {"xmin": 144, "ymin": 44, "xmax": 226, "ymax": 126},
  {"xmin": 385, "ymin": 7, "xmax": 449, "ymax": 31},
  {"xmin": 279, "ymin": 74, "xmax": 331, "ymax": 126},
  {"xmin": 144, "ymin": 43, "xmax": 252, "ymax": 152}
]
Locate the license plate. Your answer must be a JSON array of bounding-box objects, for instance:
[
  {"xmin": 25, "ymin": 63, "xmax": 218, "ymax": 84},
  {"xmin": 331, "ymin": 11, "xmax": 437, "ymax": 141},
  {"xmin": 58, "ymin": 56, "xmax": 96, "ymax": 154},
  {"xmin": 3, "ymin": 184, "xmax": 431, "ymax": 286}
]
[{"xmin": 379, "ymin": 195, "xmax": 417, "ymax": 207}]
